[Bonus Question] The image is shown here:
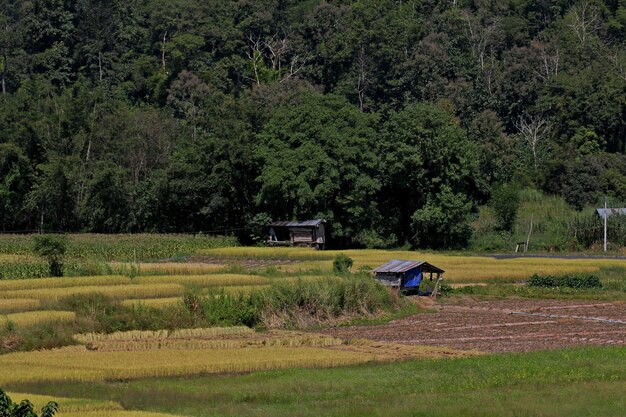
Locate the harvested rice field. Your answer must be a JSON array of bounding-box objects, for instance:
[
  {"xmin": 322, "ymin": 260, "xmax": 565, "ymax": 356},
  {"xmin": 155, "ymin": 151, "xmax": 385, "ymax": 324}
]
[{"xmin": 323, "ymin": 298, "xmax": 626, "ymax": 353}]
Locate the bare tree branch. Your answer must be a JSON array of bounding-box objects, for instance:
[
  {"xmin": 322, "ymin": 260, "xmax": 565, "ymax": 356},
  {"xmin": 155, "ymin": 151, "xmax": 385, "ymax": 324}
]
[
  {"xmin": 515, "ymin": 114, "xmax": 551, "ymax": 170},
  {"xmin": 568, "ymin": 2, "xmax": 601, "ymax": 45}
]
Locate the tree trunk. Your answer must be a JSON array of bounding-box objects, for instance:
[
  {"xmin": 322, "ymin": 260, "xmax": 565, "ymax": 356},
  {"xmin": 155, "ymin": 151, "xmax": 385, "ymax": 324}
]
[
  {"xmin": 1, "ymin": 54, "xmax": 6, "ymax": 94},
  {"xmin": 98, "ymin": 51, "xmax": 103, "ymax": 82}
]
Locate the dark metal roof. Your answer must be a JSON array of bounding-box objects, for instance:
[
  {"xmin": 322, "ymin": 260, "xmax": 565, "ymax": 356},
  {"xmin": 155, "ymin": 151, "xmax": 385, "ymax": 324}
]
[
  {"xmin": 373, "ymin": 259, "xmax": 444, "ymax": 274},
  {"xmin": 269, "ymin": 219, "xmax": 326, "ymax": 227},
  {"xmin": 596, "ymin": 208, "xmax": 626, "ymax": 219}
]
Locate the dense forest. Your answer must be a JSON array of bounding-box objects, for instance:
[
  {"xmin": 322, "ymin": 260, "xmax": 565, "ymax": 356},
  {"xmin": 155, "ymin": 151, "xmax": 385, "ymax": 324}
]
[{"xmin": 0, "ymin": 0, "xmax": 625, "ymax": 248}]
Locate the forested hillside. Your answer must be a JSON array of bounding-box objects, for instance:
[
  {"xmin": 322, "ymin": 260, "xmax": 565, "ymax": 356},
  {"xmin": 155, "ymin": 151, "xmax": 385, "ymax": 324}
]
[{"xmin": 1, "ymin": 0, "xmax": 625, "ymax": 248}]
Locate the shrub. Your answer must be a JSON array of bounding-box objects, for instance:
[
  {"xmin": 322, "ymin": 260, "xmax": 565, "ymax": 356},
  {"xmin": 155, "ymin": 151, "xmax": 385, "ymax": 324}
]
[
  {"xmin": 32, "ymin": 235, "xmax": 68, "ymax": 277},
  {"xmin": 527, "ymin": 273, "xmax": 602, "ymax": 289},
  {"xmin": 333, "ymin": 254, "xmax": 353, "ymax": 273},
  {"xmin": 0, "ymin": 389, "xmax": 58, "ymax": 417}
]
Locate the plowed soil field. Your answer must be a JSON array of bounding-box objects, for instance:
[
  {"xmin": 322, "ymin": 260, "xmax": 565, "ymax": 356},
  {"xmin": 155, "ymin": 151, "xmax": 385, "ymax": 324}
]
[{"xmin": 324, "ymin": 298, "xmax": 626, "ymax": 353}]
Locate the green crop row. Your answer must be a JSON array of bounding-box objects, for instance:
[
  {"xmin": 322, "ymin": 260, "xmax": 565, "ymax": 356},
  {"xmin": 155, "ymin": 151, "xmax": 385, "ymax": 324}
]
[{"xmin": 0, "ymin": 234, "xmax": 238, "ymax": 262}]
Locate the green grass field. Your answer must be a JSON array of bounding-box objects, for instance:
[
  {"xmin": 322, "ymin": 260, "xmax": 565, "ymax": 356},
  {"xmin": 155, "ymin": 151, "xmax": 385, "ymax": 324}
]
[{"xmin": 8, "ymin": 346, "xmax": 626, "ymax": 417}]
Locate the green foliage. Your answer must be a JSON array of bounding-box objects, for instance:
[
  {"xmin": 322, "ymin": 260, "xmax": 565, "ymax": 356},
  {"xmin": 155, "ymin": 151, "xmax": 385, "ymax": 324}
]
[
  {"xmin": 1, "ymin": 234, "xmax": 237, "ymax": 262},
  {"xmin": 256, "ymin": 93, "xmax": 380, "ymax": 240},
  {"xmin": 0, "ymin": 0, "xmax": 625, "ymax": 250},
  {"xmin": 527, "ymin": 273, "xmax": 602, "ymax": 289},
  {"xmin": 182, "ymin": 276, "xmax": 397, "ymax": 329},
  {"xmin": 332, "ymin": 254, "xmax": 354, "ymax": 273},
  {"xmin": 260, "ymin": 276, "xmax": 395, "ymax": 328},
  {"xmin": 491, "ymin": 184, "xmax": 520, "ymax": 232},
  {"xmin": 0, "ymin": 389, "xmax": 57, "ymax": 417},
  {"xmin": 32, "ymin": 235, "xmax": 67, "ymax": 277},
  {"xmin": 412, "ymin": 187, "xmax": 474, "ymax": 249},
  {"xmin": 191, "ymin": 290, "xmax": 261, "ymax": 328}
]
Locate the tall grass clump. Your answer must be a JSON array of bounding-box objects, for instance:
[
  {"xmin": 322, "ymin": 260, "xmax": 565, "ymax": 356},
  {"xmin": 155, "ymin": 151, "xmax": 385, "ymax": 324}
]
[
  {"xmin": 184, "ymin": 275, "xmax": 398, "ymax": 329},
  {"xmin": 261, "ymin": 276, "xmax": 394, "ymax": 327}
]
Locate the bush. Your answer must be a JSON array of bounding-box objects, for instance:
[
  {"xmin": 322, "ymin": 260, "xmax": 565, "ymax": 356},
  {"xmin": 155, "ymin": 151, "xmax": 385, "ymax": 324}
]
[
  {"xmin": 333, "ymin": 254, "xmax": 353, "ymax": 273},
  {"xmin": 527, "ymin": 273, "xmax": 602, "ymax": 289},
  {"xmin": 32, "ymin": 235, "xmax": 68, "ymax": 277},
  {"xmin": 0, "ymin": 389, "xmax": 58, "ymax": 417}
]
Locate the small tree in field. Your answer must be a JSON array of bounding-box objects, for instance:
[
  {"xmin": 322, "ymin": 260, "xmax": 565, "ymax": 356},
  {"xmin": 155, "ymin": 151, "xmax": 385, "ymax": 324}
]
[
  {"xmin": 33, "ymin": 235, "xmax": 68, "ymax": 277},
  {"xmin": 0, "ymin": 389, "xmax": 58, "ymax": 417}
]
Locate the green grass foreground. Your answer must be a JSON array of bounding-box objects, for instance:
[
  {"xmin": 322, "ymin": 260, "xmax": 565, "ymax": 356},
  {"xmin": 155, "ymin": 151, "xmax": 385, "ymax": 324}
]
[{"xmin": 10, "ymin": 346, "xmax": 626, "ymax": 417}]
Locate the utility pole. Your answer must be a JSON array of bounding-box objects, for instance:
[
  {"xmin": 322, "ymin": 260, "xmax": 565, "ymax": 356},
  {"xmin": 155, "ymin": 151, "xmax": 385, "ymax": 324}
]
[{"xmin": 604, "ymin": 196, "xmax": 609, "ymax": 252}]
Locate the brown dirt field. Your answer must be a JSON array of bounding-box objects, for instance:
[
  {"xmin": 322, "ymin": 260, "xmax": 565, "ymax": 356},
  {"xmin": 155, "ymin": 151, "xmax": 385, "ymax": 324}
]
[{"xmin": 322, "ymin": 298, "xmax": 626, "ymax": 353}]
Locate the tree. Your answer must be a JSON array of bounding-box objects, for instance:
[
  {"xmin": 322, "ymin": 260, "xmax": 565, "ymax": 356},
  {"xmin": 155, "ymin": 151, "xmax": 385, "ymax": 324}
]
[
  {"xmin": 412, "ymin": 186, "xmax": 474, "ymax": 249},
  {"xmin": 33, "ymin": 234, "xmax": 67, "ymax": 277},
  {"xmin": 0, "ymin": 143, "xmax": 32, "ymax": 231},
  {"xmin": 491, "ymin": 184, "xmax": 520, "ymax": 232},
  {"xmin": 256, "ymin": 92, "xmax": 380, "ymax": 243},
  {"xmin": 0, "ymin": 389, "xmax": 57, "ymax": 417},
  {"xmin": 379, "ymin": 103, "xmax": 481, "ymax": 243},
  {"xmin": 515, "ymin": 113, "xmax": 551, "ymax": 170}
]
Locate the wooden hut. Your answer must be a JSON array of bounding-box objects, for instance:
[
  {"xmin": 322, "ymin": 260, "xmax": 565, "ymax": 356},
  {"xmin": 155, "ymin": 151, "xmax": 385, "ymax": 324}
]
[
  {"xmin": 267, "ymin": 219, "xmax": 327, "ymax": 249},
  {"xmin": 373, "ymin": 259, "xmax": 444, "ymax": 295}
]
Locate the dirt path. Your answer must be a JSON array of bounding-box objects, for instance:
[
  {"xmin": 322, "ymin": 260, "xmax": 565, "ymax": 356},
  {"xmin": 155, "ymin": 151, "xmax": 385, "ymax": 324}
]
[{"xmin": 323, "ymin": 298, "xmax": 626, "ymax": 353}]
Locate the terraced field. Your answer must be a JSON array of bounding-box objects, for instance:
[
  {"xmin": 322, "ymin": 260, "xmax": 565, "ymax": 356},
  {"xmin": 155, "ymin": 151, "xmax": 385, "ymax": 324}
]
[{"xmin": 1, "ymin": 243, "xmax": 625, "ymax": 417}]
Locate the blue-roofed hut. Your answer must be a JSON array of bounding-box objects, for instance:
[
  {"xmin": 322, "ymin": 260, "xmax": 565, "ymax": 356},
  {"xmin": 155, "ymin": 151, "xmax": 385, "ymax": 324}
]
[{"xmin": 373, "ymin": 260, "xmax": 444, "ymax": 292}]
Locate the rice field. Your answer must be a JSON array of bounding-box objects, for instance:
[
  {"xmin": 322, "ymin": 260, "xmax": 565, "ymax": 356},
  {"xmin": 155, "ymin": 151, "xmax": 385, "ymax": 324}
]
[
  {"xmin": 121, "ymin": 297, "xmax": 183, "ymax": 309},
  {"xmin": 108, "ymin": 262, "xmax": 226, "ymax": 276},
  {"xmin": 1, "ymin": 310, "xmax": 75, "ymax": 327},
  {"xmin": 74, "ymin": 326, "xmax": 255, "ymax": 343},
  {"xmin": 0, "ymin": 283, "xmax": 186, "ymax": 301},
  {"xmin": 0, "ymin": 346, "xmax": 377, "ymax": 385},
  {"xmin": 0, "ymin": 298, "xmax": 41, "ymax": 313},
  {"xmin": 133, "ymin": 273, "xmax": 269, "ymax": 287},
  {"xmin": 202, "ymin": 247, "xmax": 626, "ymax": 283},
  {"xmin": 6, "ymin": 392, "xmax": 182, "ymax": 417},
  {"xmin": 0, "ymin": 275, "xmax": 130, "ymax": 291}
]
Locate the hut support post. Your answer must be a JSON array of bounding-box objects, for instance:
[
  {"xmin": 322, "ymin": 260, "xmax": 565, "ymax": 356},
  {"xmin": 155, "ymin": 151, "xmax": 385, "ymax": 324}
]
[{"xmin": 431, "ymin": 273, "xmax": 443, "ymax": 299}]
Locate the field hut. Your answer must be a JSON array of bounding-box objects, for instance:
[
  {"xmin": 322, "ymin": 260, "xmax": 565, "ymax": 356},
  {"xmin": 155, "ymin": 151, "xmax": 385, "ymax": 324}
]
[
  {"xmin": 373, "ymin": 260, "xmax": 444, "ymax": 294},
  {"xmin": 267, "ymin": 219, "xmax": 327, "ymax": 249}
]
